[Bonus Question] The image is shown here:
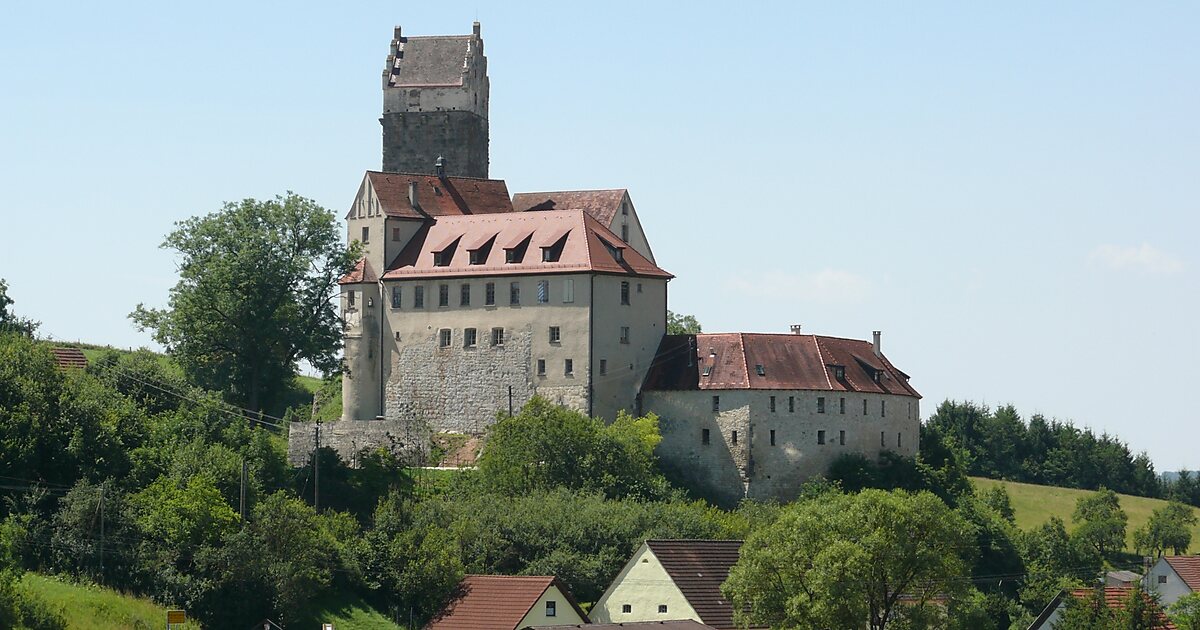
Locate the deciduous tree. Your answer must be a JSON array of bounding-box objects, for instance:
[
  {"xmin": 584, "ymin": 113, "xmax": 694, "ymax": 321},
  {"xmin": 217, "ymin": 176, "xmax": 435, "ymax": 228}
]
[
  {"xmin": 1072, "ymin": 487, "xmax": 1128, "ymax": 559},
  {"xmin": 666, "ymin": 310, "xmax": 702, "ymax": 335},
  {"xmin": 1134, "ymin": 500, "xmax": 1198, "ymax": 558}
]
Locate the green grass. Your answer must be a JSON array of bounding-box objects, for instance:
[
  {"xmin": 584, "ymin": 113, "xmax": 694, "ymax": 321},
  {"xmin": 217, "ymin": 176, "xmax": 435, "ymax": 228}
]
[
  {"xmin": 295, "ymin": 593, "xmax": 403, "ymax": 630},
  {"xmin": 971, "ymin": 477, "xmax": 1200, "ymax": 553},
  {"xmin": 20, "ymin": 573, "xmax": 202, "ymax": 630}
]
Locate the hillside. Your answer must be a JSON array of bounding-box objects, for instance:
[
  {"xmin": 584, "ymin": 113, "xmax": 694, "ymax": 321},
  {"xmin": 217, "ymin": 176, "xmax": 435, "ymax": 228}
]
[{"xmin": 971, "ymin": 477, "xmax": 1200, "ymax": 553}]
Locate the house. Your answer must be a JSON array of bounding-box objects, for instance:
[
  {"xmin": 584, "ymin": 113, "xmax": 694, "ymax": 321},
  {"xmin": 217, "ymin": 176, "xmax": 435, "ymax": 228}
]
[
  {"xmin": 1145, "ymin": 555, "xmax": 1200, "ymax": 607},
  {"xmin": 427, "ymin": 575, "xmax": 588, "ymax": 630},
  {"xmin": 1106, "ymin": 570, "xmax": 1141, "ymax": 588},
  {"xmin": 590, "ymin": 540, "xmax": 758, "ymax": 630},
  {"xmin": 1027, "ymin": 587, "xmax": 1176, "ymax": 629},
  {"xmin": 528, "ymin": 622, "xmax": 715, "ymax": 630}
]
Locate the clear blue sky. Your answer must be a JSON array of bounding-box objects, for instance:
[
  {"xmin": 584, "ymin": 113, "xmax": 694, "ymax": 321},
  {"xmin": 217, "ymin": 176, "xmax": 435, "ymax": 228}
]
[{"xmin": 1, "ymin": 2, "xmax": 1196, "ymax": 470}]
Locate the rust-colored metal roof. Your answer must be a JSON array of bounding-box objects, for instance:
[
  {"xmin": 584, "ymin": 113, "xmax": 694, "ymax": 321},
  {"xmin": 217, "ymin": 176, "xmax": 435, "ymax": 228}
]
[
  {"xmin": 512, "ymin": 189, "xmax": 628, "ymax": 225},
  {"xmin": 338, "ymin": 258, "xmax": 378, "ymax": 285},
  {"xmin": 1165, "ymin": 556, "xmax": 1200, "ymax": 591},
  {"xmin": 645, "ymin": 540, "xmax": 748, "ymax": 630},
  {"xmin": 427, "ymin": 575, "xmax": 587, "ymax": 630},
  {"xmin": 642, "ymin": 333, "xmax": 919, "ymax": 397},
  {"xmin": 382, "ymin": 210, "xmax": 671, "ymax": 280},
  {"xmin": 51, "ymin": 347, "xmax": 88, "ymax": 370},
  {"xmin": 349, "ymin": 171, "xmax": 514, "ymax": 220}
]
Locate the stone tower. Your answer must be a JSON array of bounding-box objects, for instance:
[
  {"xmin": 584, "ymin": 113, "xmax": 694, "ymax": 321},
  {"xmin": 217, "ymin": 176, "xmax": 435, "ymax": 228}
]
[{"xmin": 381, "ymin": 23, "xmax": 489, "ymax": 178}]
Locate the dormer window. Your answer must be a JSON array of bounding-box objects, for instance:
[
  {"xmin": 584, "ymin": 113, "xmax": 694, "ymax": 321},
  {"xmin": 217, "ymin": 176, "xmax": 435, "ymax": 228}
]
[
  {"xmin": 504, "ymin": 234, "xmax": 532, "ymax": 264},
  {"xmin": 541, "ymin": 232, "xmax": 569, "ymax": 263},
  {"xmin": 468, "ymin": 235, "xmax": 496, "ymax": 265},
  {"xmin": 470, "ymin": 249, "xmax": 487, "ymax": 265},
  {"xmin": 702, "ymin": 366, "xmax": 712, "ymax": 377},
  {"xmin": 873, "ymin": 370, "xmax": 884, "ymax": 384},
  {"xmin": 833, "ymin": 366, "xmax": 846, "ymax": 381},
  {"xmin": 433, "ymin": 250, "xmax": 452, "ymax": 267},
  {"xmin": 755, "ymin": 364, "xmax": 765, "ymax": 376}
]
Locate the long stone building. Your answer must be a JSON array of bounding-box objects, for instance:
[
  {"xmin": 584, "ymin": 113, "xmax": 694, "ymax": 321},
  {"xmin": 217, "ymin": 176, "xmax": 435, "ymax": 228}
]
[{"xmin": 288, "ymin": 22, "xmax": 920, "ymax": 503}]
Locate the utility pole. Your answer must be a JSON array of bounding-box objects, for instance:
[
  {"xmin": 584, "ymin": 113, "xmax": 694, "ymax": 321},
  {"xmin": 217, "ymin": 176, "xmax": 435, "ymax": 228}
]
[
  {"xmin": 313, "ymin": 420, "xmax": 321, "ymax": 511},
  {"xmin": 98, "ymin": 484, "xmax": 104, "ymax": 584},
  {"xmin": 239, "ymin": 458, "xmax": 248, "ymax": 526},
  {"xmin": 508, "ymin": 385, "xmax": 513, "ymax": 416}
]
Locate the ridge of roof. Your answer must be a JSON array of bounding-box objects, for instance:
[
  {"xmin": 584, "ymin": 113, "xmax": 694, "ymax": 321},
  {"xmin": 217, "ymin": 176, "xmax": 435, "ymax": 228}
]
[
  {"xmin": 1165, "ymin": 556, "xmax": 1200, "ymax": 590},
  {"xmin": 811, "ymin": 335, "xmax": 833, "ymax": 389},
  {"xmin": 365, "ymin": 169, "xmax": 500, "ymax": 183}
]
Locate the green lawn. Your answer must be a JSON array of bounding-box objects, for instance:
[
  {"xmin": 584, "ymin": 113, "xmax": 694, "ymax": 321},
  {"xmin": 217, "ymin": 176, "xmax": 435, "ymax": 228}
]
[
  {"xmin": 295, "ymin": 593, "xmax": 404, "ymax": 630},
  {"xmin": 971, "ymin": 477, "xmax": 1200, "ymax": 553},
  {"xmin": 20, "ymin": 573, "xmax": 202, "ymax": 630}
]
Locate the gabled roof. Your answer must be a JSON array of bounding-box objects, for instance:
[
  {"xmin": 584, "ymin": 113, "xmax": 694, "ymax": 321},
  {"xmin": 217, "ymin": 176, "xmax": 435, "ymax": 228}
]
[
  {"xmin": 1165, "ymin": 556, "xmax": 1200, "ymax": 591},
  {"xmin": 382, "ymin": 210, "xmax": 671, "ymax": 280},
  {"xmin": 427, "ymin": 575, "xmax": 587, "ymax": 630},
  {"xmin": 389, "ymin": 35, "xmax": 474, "ymax": 87},
  {"xmin": 1029, "ymin": 588, "xmax": 1177, "ymax": 630},
  {"xmin": 644, "ymin": 540, "xmax": 746, "ymax": 630},
  {"xmin": 50, "ymin": 347, "xmax": 88, "ymax": 370},
  {"xmin": 338, "ymin": 258, "xmax": 378, "ymax": 285},
  {"xmin": 348, "ymin": 172, "xmax": 514, "ymax": 220},
  {"xmin": 512, "ymin": 190, "xmax": 628, "ymax": 225},
  {"xmin": 530, "ymin": 623, "xmax": 715, "ymax": 630},
  {"xmin": 642, "ymin": 334, "xmax": 920, "ymax": 397}
]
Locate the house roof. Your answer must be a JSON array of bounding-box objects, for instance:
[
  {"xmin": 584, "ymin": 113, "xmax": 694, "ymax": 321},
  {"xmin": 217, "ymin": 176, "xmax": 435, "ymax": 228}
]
[
  {"xmin": 642, "ymin": 333, "xmax": 920, "ymax": 397},
  {"xmin": 1029, "ymin": 588, "xmax": 1177, "ymax": 630},
  {"xmin": 348, "ymin": 171, "xmax": 514, "ymax": 220},
  {"xmin": 512, "ymin": 189, "xmax": 628, "ymax": 225},
  {"xmin": 381, "ymin": 210, "xmax": 672, "ymax": 280},
  {"xmin": 338, "ymin": 258, "xmax": 379, "ymax": 285},
  {"xmin": 51, "ymin": 347, "xmax": 88, "ymax": 370},
  {"xmin": 530, "ymin": 623, "xmax": 716, "ymax": 630},
  {"xmin": 388, "ymin": 35, "xmax": 474, "ymax": 87},
  {"xmin": 645, "ymin": 540, "xmax": 746, "ymax": 630},
  {"xmin": 427, "ymin": 575, "xmax": 587, "ymax": 630},
  {"xmin": 1165, "ymin": 556, "xmax": 1200, "ymax": 591}
]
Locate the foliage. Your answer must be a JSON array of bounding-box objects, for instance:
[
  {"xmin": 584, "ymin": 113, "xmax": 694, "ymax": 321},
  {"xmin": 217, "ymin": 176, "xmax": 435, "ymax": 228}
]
[
  {"xmin": 0, "ymin": 279, "xmax": 38, "ymax": 337},
  {"xmin": 825, "ymin": 425, "xmax": 972, "ymax": 507},
  {"xmin": 666, "ymin": 310, "xmax": 702, "ymax": 335},
  {"xmin": 1169, "ymin": 593, "xmax": 1200, "ymax": 630},
  {"xmin": 1072, "ymin": 488, "xmax": 1129, "ymax": 560},
  {"xmin": 1133, "ymin": 500, "xmax": 1198, "ymax": 558},
  {"xmin": 722, "ymin": 489, "xmax": 976, "ymax": 630},
  {"xmin": 1015, "ymin": 516, "xmax": 1097, "ymax": 615},
  {"xmin": 1056, "ymin": 586, "xmax": 1172, "ymax": 629},
  {"xmin": 130, "ymin": 192, "xmax": 358, "ymax": 414}
]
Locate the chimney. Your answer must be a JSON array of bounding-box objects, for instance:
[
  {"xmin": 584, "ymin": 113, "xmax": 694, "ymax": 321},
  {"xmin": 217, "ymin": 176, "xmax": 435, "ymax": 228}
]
[
  {"xmin": 393, "ymin": 25, "xmax": 402, "ymax": 40},
  {"xmin": 473, "ymin": 21, "xmax": 481, "ymax": 37},
  {"xmin": 408, "ymin": 181, "xmax": 420, "ymax": 211},
  {"xmin": 435, "ymin": 156, "xmax": 446, "ymax": 179},
  {"xmin": 790, "ymin": 324, "xmax": 803, "ymax": 335},
  {"xmin": 872, "ymin": 331, "xmax": 882, "ymax": 357}
]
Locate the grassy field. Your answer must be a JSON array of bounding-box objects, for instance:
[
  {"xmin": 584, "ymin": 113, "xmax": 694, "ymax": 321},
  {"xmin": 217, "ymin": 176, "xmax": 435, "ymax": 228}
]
[
  {"xmin": 971, "ymin": 477, "xmax": 1200, "ymax": 553},
  {"xmin": 295, "ymin": 593, "xmax": 404, "ymax": 630},
  {"xmin": 20, "ymin": 573, "xmax": 202, "ymax": 630}
]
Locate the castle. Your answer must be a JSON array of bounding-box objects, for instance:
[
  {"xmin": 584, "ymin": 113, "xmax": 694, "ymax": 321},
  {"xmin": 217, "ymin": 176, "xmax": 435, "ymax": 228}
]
[{"xmin": 288, "ymin": 23, "xmax": 921, "ymax": 505}]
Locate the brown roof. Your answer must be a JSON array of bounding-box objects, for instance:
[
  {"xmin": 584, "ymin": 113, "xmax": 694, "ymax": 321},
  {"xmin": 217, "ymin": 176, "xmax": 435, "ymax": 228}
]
[
  {"xmin": 1068, "ymin": 588, "xmax": 1176, "ymax": 628},
  {"xmin": 348, "ymin": 172, "xmax": 514, "ymax": 220},
  {"xmin": 338, "ymin": 258, "xmax": 379, "ymax": 285},
  {"xmin": 389, "ymin": 35, "xmax": 473, "ymax": 87},
  {"xmin": 530, "ymin": 623, "xmax": 715, "ymax": 630},
  {"xmin": 645, "ymin": 540, "xmax": 746, "ymax": 630},
  {"xmin": 643, "ymin": 333, "xmax": 919, "ymax": 397},
  {"xmin": 51, "ymin": 347, "xmax": 88, "ymax": 370},
  {"xmin": 382, "ymin": 210, "xmax": 671, "ymax": 280},
  {"xmin": 428, "ymin": 575, "xmax": 588, "ymax": 630},
  {"xmin": 512, "ymin": 190, "xmax": 628, "ymax": 225},
  {"xmin": 1165, "ymin": 556, "xmax": 1200, "ymax": 591}
]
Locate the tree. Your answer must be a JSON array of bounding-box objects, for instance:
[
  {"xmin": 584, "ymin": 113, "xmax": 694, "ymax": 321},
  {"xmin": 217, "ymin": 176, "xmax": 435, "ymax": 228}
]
[
  {"xmin": 1134, "ymin": 501, "xmax": 1198, "ymax": 558},
  {"xmin": 0, "ymin": 279, "xmax": 38, "ymax": 337},
  {"xmin": 1056, "ymin": 586, "xmax": 1172, "ymax": 630},
  {"xmin": 131, "ymin": 193, "xmax": 358, "ymax": 413},
  {"xmin": 1073, "ymin": 488, "xmax": 1128, "ymax": 559},
  {"xmin": 1169, "ymin": 593, "xmax": 1200, "ymax": 630},
  {"xmin": 666, "ymin": 310, "xmax": 702, "ymax": 335},
  {"xmin": 721, "ymin": 489, "xmax": 975, "ymax": 630}
]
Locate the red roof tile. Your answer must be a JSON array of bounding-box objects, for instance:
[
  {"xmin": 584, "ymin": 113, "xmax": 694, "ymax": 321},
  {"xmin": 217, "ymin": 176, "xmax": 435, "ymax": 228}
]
[
  {"xmin": 349, "ymin": 171, "xmax": 514, "ymax": 220},
  {"xmin": 382, "ymin": 210, "xmax": 671, "ymax": 280},
  {"xmin": 1165, "ymin": 556, "xmax": 1200, "ymax": 591},
  {"xmin": 428, "ymin": 575, "xmax": 587, "ymax": 630},
  {"xmin": 512, "ymin": 189, "xmax": 628, "ymax": 225},
  {"xmin": 338, "ymin": 258, "xmax": 378, "ymax": 285},
  {"xmin": 1067, "ymin": 588, "xmax": 1176, "ymax": 628},
  {"xmin": 643, "ymin": 333, "xmax": 919, "ymax": 397},
  {"xmin": 530, "ymin": 623, "xmax": 715, "ymax": 630},
  {"xmin": 645, "ymin": 540, "xmax": 752, "ymax": 630},
  {"xmin": 51, "ymin": 347, "xmax": 88, "ymax": 370}
]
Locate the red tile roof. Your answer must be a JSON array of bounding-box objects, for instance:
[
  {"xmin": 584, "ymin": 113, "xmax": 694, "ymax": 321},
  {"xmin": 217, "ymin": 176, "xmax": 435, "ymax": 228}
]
[
  {"xmin": 1067, "ymin": 588, "xmax": 1176, "ymax": 628},
  {"xmin": 530, "ymin": 623, "xmax": 715, "ymax": 630},
  {"xmin": 645, "ymin": 540, "xmax": 750, "ymax": 630},
  {"xmin": 428, "ymin": 575, "xmax": 587, "ymax": 630},
  {"xmin": 338, "ymin": 258, "xmax": 379, "ymax": 285},
  {"xmin": 51, "ymin": 347, "xmax": 88, "ymax": 370},
  {"xmin": 1165, "ymin": 556, "xmax": 1200, "ymax": 591},
  {"xmin": 512, "ymin": 189, "xmax": 628, "ymax": 225},
  {"xmin": 382, "ymin": 210, "xmax": 671, "ymax": 280},
  {"xmin": 349, "ymin": 171, "xmax": 514, "ymax": 220},
  {"xmin": 642, "ymin": 333, "xmax": 919, "ymax": 397}
]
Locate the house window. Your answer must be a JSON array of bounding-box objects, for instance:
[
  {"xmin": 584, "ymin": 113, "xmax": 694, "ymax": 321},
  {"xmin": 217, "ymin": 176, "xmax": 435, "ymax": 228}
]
[
  {"xmin": 491, "ymin": 327, "xmax": 505, "ymax": 346},
  {"xmin": 881, "ymin": 431, "xmax": 886, "ymax": 447},
  {"xmin": 637, "ymin": 282, "xmax": 643, "ymax": 293},
  {"xmin": 460, "ymin": 283, "xmax": 470, "ymax": 306},
  {"xmin": 537, "ymin": 359, "xmax": 546, "ymax": 376},
  {"xmin": 391, "ymin": 227, "xmax": 400, "ymax": 241},
  {"xmin": 622, "ymin": 604, "xmax": 632, "ymax": 614},
  {"xmin": 505, "ymin": 249, "xmax": 519, "ymax": 263},
  {"xmin": 863, "ymin": 399, "xmax": 868, "ymax": 415},
  {"xmin": 620, "ymin": 281, "xmax": 630, "ymax": 305},
  {"xmin": 413, "ymin": 286, "xmax": 424, "ymax": 308},
  {"xmin": 621, "ymin": 224, "xmax": 630, "ymax": 242},
  {"xmin": 546, "ymin": 601, "xmax": 556, "ymax": 617},
  {"xmin": 485, "ymin": 282, "xmax": 495, "ymax": 305},
  {"xmin": 1159, "ymin": 575, "xmax": 1168, "ymax": 584},
  {"xmin": 438, "ymin": 284, "xmax": 449, "ymax": 307},
  {"xmin": 563, "ymin": 278, "xmax": 574, "ymax": 303},
  {"xmin": 881, "ymin": 400, "xmax": 886, "ymax": 417},
  {"xmin": 622, "ymin": 203, "xmax": 629, "ymax": 216},
  {"xmin": 510, "ymin": 282, "xmax": 520, "ymax": 305},
  {"xmin": 732, "ymin": 430, "xmax": 738, "ymax": 445},
  {"xmin": 817, "ymin": 397, "xmax": 826, "ymax": 414},
  {"xmin": 658, "ymin": 605, "xmax": 668, "ymax": 614},
  {"xmin": 390, "ymin": 286, "xmax": 401, "ymax": 308},
  {"xmin": 361, "ymin": 226, "xmax": 369, "ymax": 243},
  {"xmin": 712, "ymin": 395, "xmax": 720, "ymax": 412},
  {"xmin": 433, "ymin": 250, "xmax": 451, "ymax": 267},
  {"xmin": 770, "ymin": 429, "xmax": 776, "ymax": 446},
  {"xmin": 600, "ymin": 359, "xmax": 607, "ymax": 375},
  {"xmin": 788, "ymin": 396, "xmax": 795, "ymax": 413},
  {"xmin": 348, "ymin": 290, "xmax": 356, "ymax": 307},
  {"xmin": 620, "ymin": 326, "xmax": 630, "ymax": 344},
  {"xmin": 897, "ymin": 432, "xmax": 902, "ymax": 448},
  {"xmin": 549, "ymin": 326, "xmax": 561, "ymax": 343},
  {"xmin": 438, "ymin": 329, "xmax": 451, "ymax": 348},
  {"xmin": 469, "ymin": 249, "xmax": 486, "ymax": 265},
  {"xmin": 839, "ymin": 430, "xmax": 846, "ymax": 446},
  {"xmin": 464, "ymin": 328, "xmax": 477, "ymax": 348},
  {"xmin": 833, "ymin": 366, "xmax": 845, "ymax": 380},
  {"xmin": 702, "ymin": 366, "xmax": 712, "ymax": 377},
  {"xmin": 817, "ymin": 430, "xmax": 826, "ymax": 445},
  {"xmin": 769, "ymin": 396, "xmax": 776, "ymax": 412},
  {"xmin": 702, "ymin": 428, "xmax": 710, "ymax": 444},
  {"xmin": 564, "ymin": 359, "xmax": 573, "ymax": 375},
  {"xmin": 537, "ymin": 280, "xmax": 549, "ymax": 303},
  {"xmin": 840, "ymin": 397, "xmax": 846, "ymax": 414}
]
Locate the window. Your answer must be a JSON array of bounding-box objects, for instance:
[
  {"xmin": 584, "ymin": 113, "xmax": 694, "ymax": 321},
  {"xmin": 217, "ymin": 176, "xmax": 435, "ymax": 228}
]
[
  {"xmin": 620, "ymin": 326, "xmax": 630, "ymax": 344},
  {"xmin": 485, "ymin": 282, "xmax": 495, "ymax": 305},
  {"xmin": 438, "ymin": 329, "xmax": 451, "ymax": 348},
  {"xmin": 460, "ymin": 283, "xmax": 470, "ymax": 306},
  {"xmin": 622, "ymin": 203, "xmax": 629, "ymax": 216},
  {"xmin": 537, "ymin": 280, "xmax": 549, "ymax": 303},
  {"xmin": 390, "ymin": 286, "xmax": 401, "ymax": 308},
  {"xmin": 510, "ymin": 282, "xmax": 520, "ymax": 305},
  {"xmin": 834, "ymin": 366, "xmax": 846, "ymax": 380},
  {"xmin": 897, "ymin": 432, "xmax": 902, "ymax": 448},
  {"xmin": 622, "ymin": 604, "xmax": 632, "ymax": 614},
  {"xmin": 1159, "ymin": 575, "xmax": 1168, "ymax": 584},
  {"xmin": 881, "ymin": 431, "xmax": 886, "ymax": 448},
  {"xmin": 600, "ymin": 359, "xmax": 607, "ymax": 375},
  {"xmin": 637, "ymin": 282, "xmax": 643, "ymax": 293},
  {"xmin": 505, "ymin": 248, "xmax": 519, "ymax": 263},
  {"xmin": 702, "ymin": 428, "xmax": 710, "ymax": 444},
  {"xmin": 438, "ymin": 284, "xmax": 449, "ymax": 307},
  {"xmin": 712, "ymin": 395, "xmax": 720, "ymax": 412},
  {"xmin": 348, "ymin": 290, "xmax": 356, "ymax": 307},
  {"xmin": 620, "ymin": 281, "xmax": 630, "ymax": 305},
  {"xmin": 863, "ymin": 399, "xmax": 869, "ymax": 415},
  {"xmin": 817, "ymin": 430, "xmax": 826, "ymax": 445},
  {"xmin": 413, "ymin": 286, "xmax": 424, "ymax": 308},
  {"xmin": 839, "ymin": 430, "xmax": 846, "ymax": 446},
  {"xmin": 881, "ymin": 400, "xmax": 886, "ymax": 417},
  {"xmin": 840, "ymin": 397, "xmax": 846, "ymax": 414},
  {"xmin": 546, "ymin": 601, "xmax": 556, "ymax": 617},
  {"xmin": 433, "ymin": 250, "xmax": 451, "ymax": 266},
  {"xmin": 564, "ymin": 359, "xmax": 573, "ymax": 375},
  {"xmin": 769, "ymin": 396, "xmax": 776, "ymax": 412},
  {"xmin": 361, "ymin": 226, "xmax": 369, "ymax": 243},
  {"xmin": 770, "ymin": 429, "xmax": 776, "ymax": 446},
  {"xmin": 563, "ymin": 278, "xmax": 574, "ymax": 303},
  {"xmin": 658, "ymin": 605, "xmax": 668, "ymax": 614},
  {"xmin": 621, "ymin": 224, "xmax": 630, "ymax": 242},
  {"xmin": 367, "ymin": 296, "xmax": 374, "ymax": 307},
  {"xmin": 755, "ymin": 364, "xmax": 766, "ymax": 376},
  {"xmin": 469, "ymin": 249, "xmax": 486, "ymax": 265},
  {"xmin": 702, "ymin": 366, "xmax": 712, "ymax": 377},
  {"xmin": 491, "ymin": 327, "xmax": 505, "ymax": 346},
  {"xmin": 391, "ymin": 227, "xmax": 400, "ymax": 241},
  {"xmin": 788, "ymin": 396, "xmax": 795, "ymax": 413},
  {"xmin": 464, "ymin": 328, "xmax": 477, "ymax": 348},
  {"xmin": 394, "ymin": 331, "xmax": 401, "ymax": 341},
  {"xmin": 549, "ymin": 326, "xmax": 561, "ymax": 343},
  {"xmin": 537, "ymin": 359, "xmax": 546, "ymax": 376},
  {"xmin": 817, "ymin": 397, "xmax": 826, "ymax": 414}
]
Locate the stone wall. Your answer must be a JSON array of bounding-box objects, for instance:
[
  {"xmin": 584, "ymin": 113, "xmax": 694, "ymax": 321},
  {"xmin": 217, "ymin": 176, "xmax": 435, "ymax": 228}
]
[
  {"xmin": 287, "ymin": 418, "xmax": 423, "ymax": 466},
  {"xmin": 381, "ymin": 111, "xmax": 488, "ymax": 178}
]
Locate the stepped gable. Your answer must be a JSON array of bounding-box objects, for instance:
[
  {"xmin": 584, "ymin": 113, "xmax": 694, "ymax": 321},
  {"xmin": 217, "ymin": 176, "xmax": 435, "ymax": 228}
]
[
  {"xmin": 428, "ymin": 575, "xmax": 586, "ymax": 630},
  {"xmin": 512, "ymin": 189, "xmax": 628, "ymax": 225},
  {"xmin": 382, "ymin": 209, "xmax": 671, "ymax": 279},
  {"xmin": 50, "ymin": 347, "xmax": 88, "ymax": 370},
  {"xmin": 645, "ymin": 540, "xmax": 746, "ymax": 630},
  {"xmin": 1165, "ymin": 556, "xmax": 1200, "ymax": 590},
  {"xmin": 388, "ymin": 34, "xmax": 473, "ymax": 87},
  {"xmin": 642, "ymin": 333, "xmax": 920, "ymax": 397},
  {"xmin": 347, "ymin": 171, "xmax": 513, "ymax": 220}
]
